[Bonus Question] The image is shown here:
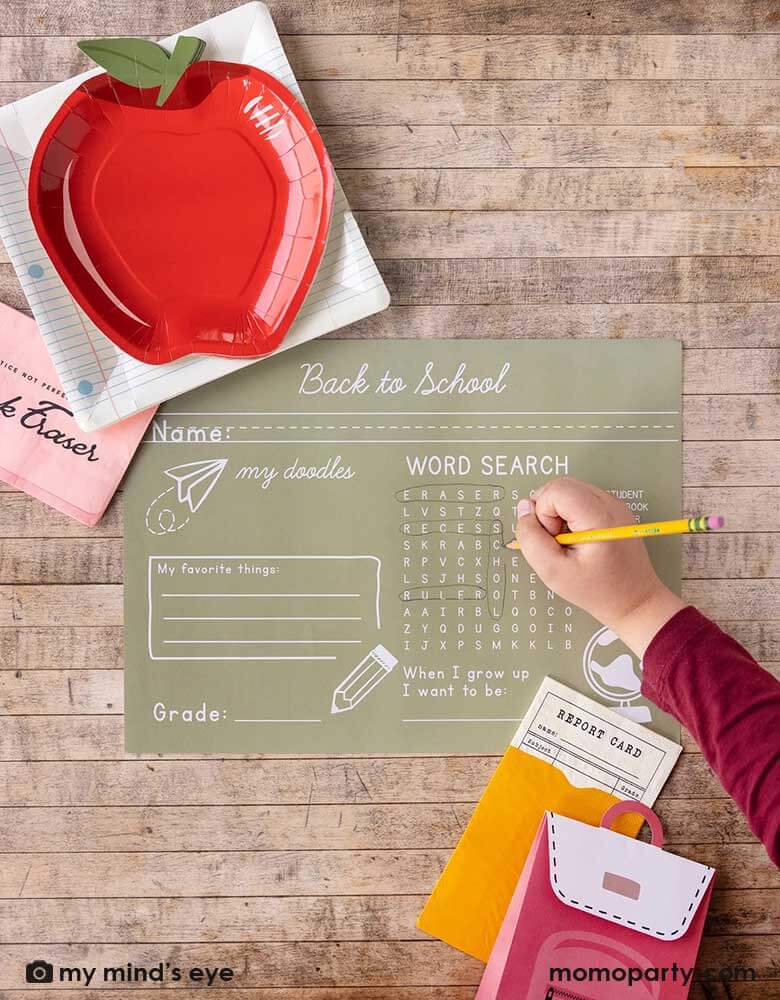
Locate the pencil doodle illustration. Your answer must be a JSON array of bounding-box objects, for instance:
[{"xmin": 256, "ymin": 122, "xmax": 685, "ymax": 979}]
[
  {"xmin": 331, "ymin": 644, "xmax": 398, "ymax": 715},
  {"xmin": 145, "ymin": 458, "xmax": 228, "ymax": 535}
]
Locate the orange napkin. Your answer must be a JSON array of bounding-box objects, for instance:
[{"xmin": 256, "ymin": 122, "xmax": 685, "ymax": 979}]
[{"xmin": 417, "ymin": 747, "xmax": 642, "ymax": 962}]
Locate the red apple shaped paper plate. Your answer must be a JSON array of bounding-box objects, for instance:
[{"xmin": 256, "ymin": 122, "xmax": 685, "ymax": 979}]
[{"xmin": 28, "ymin": 36, "xmax": 334, "ymax": 364}]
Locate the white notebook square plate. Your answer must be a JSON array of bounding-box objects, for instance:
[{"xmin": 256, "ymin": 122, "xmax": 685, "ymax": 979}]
[{"xmin": 0, "ymin": 2, "xmax": 389, "ymax": 430}]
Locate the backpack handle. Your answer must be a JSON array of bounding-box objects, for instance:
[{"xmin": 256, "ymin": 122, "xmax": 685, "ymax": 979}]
[{"xmin": 600, "ymin": 800, "xmax": 664, "ymax": 848}]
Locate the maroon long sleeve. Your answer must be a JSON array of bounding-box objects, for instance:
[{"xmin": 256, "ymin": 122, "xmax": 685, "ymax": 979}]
[{"xmin": 641, "ymin": 606, "xmax": 780, "ymax": 866}]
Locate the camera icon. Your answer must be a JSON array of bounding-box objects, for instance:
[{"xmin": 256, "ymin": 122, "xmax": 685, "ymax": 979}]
[{"xmin": 26, "ymin": 961, "xmax": 54, "ymax": 984}]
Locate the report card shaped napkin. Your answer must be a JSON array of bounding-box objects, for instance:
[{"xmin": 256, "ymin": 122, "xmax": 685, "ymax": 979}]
[
  {"xmin": 417, "ymin": 678, "xmax": 681, "ymax": 962},
  {"xmin": 477, "ymin": 803, "xmax": 714, "ymax": 1000},
  {"xmin": 0, "ymin": 303, "xmax": 152, "ymax": 525}
]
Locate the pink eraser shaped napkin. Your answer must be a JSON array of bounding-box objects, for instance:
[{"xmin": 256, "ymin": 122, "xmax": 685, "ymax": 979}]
[{"xmin": 0, "ymin": 302, "xmax": 153, "ymax": 526}]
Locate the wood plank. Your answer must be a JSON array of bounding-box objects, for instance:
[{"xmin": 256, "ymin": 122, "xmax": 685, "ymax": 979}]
[
  {"xmin": 398, "ymin": 1, "xmax": 780, "ymax": 34},
  {"xmin": 0, "ymin": 753, "xmax": 753, "ymax": 807},
  {"xmin": 3, "ymin": 0, "xmax": 776, "ymax": 37},
  {"xmin": 283, "ymin": 34, "xmax": 780, "ymax": 81},
  {"xmin": 7, "ymin": 210, "xmax": 780, "ymax": 267},
  {"xmin": 0, "ymin": 463, "xmax": 776, "ymax": 515},
  {"xmin": 2, "ymin": 888, "xmax": 774, "ymax": 943},
  {"xmin": 20, "ymin": 253, "xmax": 780, "ymax": 321},
  {"xmin": 1, "ymin": 485, "xmax": 777, "ymax": 538},
  {"xmin": 0, "ymin": 847, "xmax": 776, "ymax": 901},
  {"xmin": 0, "ymin": 492, "xmax": 122, "ymax": 536},
  {"xmin": 0, "ymin": 615, "xmax": 776, "ymax": 682},
  {"xmin": 339, "ymin": 168, "xmax": 780, "ymax": 211},
  {"xmin": 0, "ymin": 627, "xmax": 124, "ymax": 670},
  {"xmin": 355, "ymin": 211, "xmax": 780, "ymax": 258},
  {"xmin": 681, "ymin": 578, "xmax": 779, "ymax": 619},
  {"xmin": 683, "ymin": 490, "xmax": 780, "ymax": 533},
  {"xmin": 0, "ymin": 576, "xmax": 774, "ymax": 626},
  {"xmin": 0, "ymin": 527, "xmax": 776, "ymax": 586},
  {"xmin": 299, "ymin": 80, "xmax": 780, "ymax": 126},
  {"xmin": 0, "ymin": 668, "xmax": 120, "ymax": 714},
  {"xmin": 2, "ymin": 2, "xmax": 776, "ymax": 38},
  {"xmin": 684, "ymin": 443, "xmax": 780, "ymax": 487},
  {"xmin": 0, "ymin": 993, "xmax": 484, "ymax": 1000},
  {"xmin": 4, "ymin": 79, "xmax": 775, "ymax": 124},
  {"xmin": 3, "ymin": 682, "xmax": 780, "ymax": 756},
  {"xmin": 379, "ymin": 257, "xmax": 780, "ymax": 304},
  {"xmin": 685, "ymin": 350, "xmax": 780, "ymax": 393},
  {"xmin": 321, "ymin": 126, "xmax": 780, "ymax": 168},
  {"xmin": 1, "ymin": 991, "xmax": 773, "ymax": 1000},
  {"xmin": 0, "ymin": 301, "xmax": 776, "ymax": 353},
  {"xmin": 6, "ymin": 34, "xmax": 779, "ymax": 83},
  {"xmin": 0, "ymin": 585, "xmax": 124, "ymax": 626},
  {"xmin": 1, "ymin": 991, "xmax": 775, "ymax": 1000},
  {"xmin": 683, "ymin": 533, "xmax": 780, "ymax": 578},
  {"xmin": 684, "ymin": 397, "xmax": 780, "ymax": 439},
  {"xmin": 0, "ymin": 128, "xmax": 776, "ymax": 188},
  {"xmin": 335, "ymin": 303, "xmax": 778, "ymax": 345},
  {"xmin": 0, "ymin": 798, "xmax": 762, "ymax": 853},
  {"xmin": 0, "ymin": 538, "xmax": 123, "ymax": 585},
  {"xmin": 0, "ymin": 849, "xmax": 480, "ymax": 899},
  {"xmin": 0, "ymin": 937, "xmax": 775, "ymax": 986},
  {"xmin": 0, "ymin": 1, "xmax": 398, "ymax": 36},
  {"xmin": 2, "ymin": 895, "xmax": 430, "ymax": 943}
]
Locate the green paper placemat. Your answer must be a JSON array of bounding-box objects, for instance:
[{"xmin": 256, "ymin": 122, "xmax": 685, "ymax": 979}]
[{"xmin": 123, "ymin": 339, "xmax": 681, "ymax": 753}]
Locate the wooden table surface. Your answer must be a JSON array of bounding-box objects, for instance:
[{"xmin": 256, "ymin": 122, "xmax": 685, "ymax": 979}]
[{"xmin": 0, "ymin": 1, "xmax": 778, "ymax": 996}]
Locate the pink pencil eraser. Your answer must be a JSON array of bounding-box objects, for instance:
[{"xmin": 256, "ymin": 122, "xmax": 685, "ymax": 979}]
[{"xmin": 707, "ymin": 516, "xmax": 725, "ymax": 529}]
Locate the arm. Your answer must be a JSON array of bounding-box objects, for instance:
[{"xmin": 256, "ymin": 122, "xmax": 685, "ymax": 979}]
[
  {"xmin": 642, "ymin": 605, "xmax": 780, "ymax": 866},
  {"xmin": 513, "ymin": 477, "xmax": 780, "ymax": 867}
]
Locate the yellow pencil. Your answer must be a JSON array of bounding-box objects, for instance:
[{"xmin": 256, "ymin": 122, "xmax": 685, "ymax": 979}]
[{"xmin": 505, "ymin": 515, "xmax": 725, "ymax": 550}]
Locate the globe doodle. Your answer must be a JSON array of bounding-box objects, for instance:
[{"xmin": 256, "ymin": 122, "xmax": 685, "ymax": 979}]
[{"xmin": 582, "ymin": 626, "xmax": 652, "ymax": 724}]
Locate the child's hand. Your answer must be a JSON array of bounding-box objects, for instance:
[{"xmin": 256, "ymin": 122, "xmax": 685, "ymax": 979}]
[{"xmin": 512, "ymin": 477, "xmax": 685, "ymax": 655}]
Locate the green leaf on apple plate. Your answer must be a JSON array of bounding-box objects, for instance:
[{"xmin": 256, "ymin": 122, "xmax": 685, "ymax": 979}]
[{"xmin": 77, "ymin": 35, "xmax": 206, "ymax": 107}]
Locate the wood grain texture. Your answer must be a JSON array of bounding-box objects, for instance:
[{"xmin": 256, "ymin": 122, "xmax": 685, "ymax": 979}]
[
  {"xmin": 0, "ymin": 618, "xmax": 776, "ymax": 673},
  {"xmin": 3, "ymin": 0, "xmax": 778, "ymax": 36},
  {"xmin": 0, "ymin": 799, "xmax": 762, "ymax": 853},
  {"xmin": 1, "ymin": 993, "xmax": 776, "ymax": 1000},
  {"xmin": 0, "ymin": 528, "xmax": 777, "ymax": 586},
  {"xmin": 398, "ymin": 1, "xmax": 780, "ymax": 35},
  {"xmin": 0, "ymin": 753, "xmax": 763, "ymax": 806},
  {"xmin": 0, "ymin": 576, "xmax": 776, "ymax": 628},
  {"xmin": 0, "ymin": 0, "xmax": 777, "ymax": 991},
  {"xmin": 4, "ymin": 78, "xmax": 779, "ymax": 124},
  {"xmin": 316, "ymin": 126, "xmax": 780, "ymax": 168},
  {"xmin": 0, "ymin": 846, "xmax": 776, "ymax": 900},
  {"xmin": 284, "ymin": 34, "xmax": 780, "ymax": 81},
  {"xmin": 335, "ymin": 303, "xmax": 779, "ymax": 345},
  {"xmin": 298, "ymin": 80, "xmax": 780, "ymax": 126},
  {"xmin": 356, "ymin": 210, "xmax": 780, "ymax": 258},
  {"xmin": 5, "ymin": 34, "xmax": 779, "ymax": 81},
  {"xmin": 0, "ymin": 791, "xmax": 771, "ymax": 847},
  {"xmin": 0, "ymin": 485, "xmax": 776, "ymax": 541},
  {"xmin": 0, "ymin": 992, "xmax": 774, "ymax": 1000},
  {"xmin": 0, "ymin": 937, "xmax": 776, "ymax": 985},
  {"xmin": 0, "ymin": 0, "xmax": 399, "ymax": 35},
  {"xmin": 6, "ymin": 209, "xmax": 780, "ymax": 266},
  {"xmin": 340, "ymin": 168, "xmax": 780, "ymax": 211},
  {"xmin": 380, "ymin": 257, "xmax": 780, "ymax": 304},
  {"xmin": 1, "ymin": 691, "xmax": 778, "ymax": 757},
  {"xmin": 1, "ymin": 889, "xmax": 776, "ymax": 942}
]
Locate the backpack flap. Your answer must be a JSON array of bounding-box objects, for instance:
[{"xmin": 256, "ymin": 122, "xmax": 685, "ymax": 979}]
[{"xmin": 546, "ymin": 812, "xmax": 714, "ymax": 941}]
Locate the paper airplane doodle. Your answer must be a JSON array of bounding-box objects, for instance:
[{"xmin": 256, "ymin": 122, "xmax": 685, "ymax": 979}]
[
  {"xmin": 145, "ymin": 458, "xmax": 227, "ymax": 535},
  {"xmin": 164, "ymin": 458, "xmax": 228, "ymax": 513}
]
